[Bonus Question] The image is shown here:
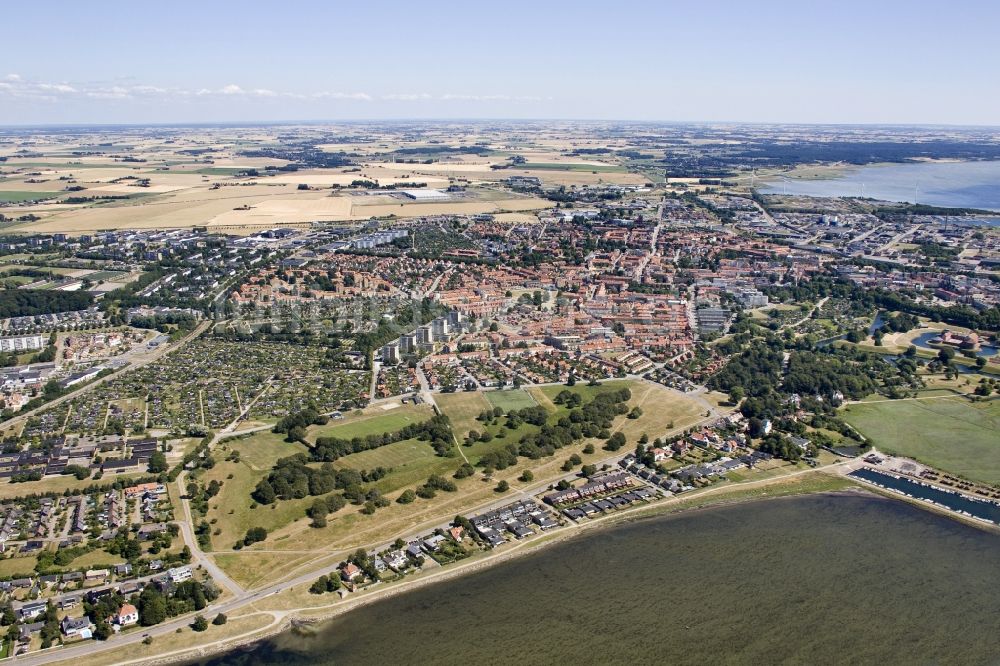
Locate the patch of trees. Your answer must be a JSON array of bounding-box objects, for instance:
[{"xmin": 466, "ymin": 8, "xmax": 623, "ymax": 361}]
[
  {"xmin": 238, "ymin": 146, "xmax": 354, "ymax": 169},
  {"xmin": 768, "ymin": 274, "xmax": 1000, "ymax": 332},
  {"xmin": 478, "ymin": 388, "xmax": 631, "ymax": 469},
  {"xmin": 272, "ymin": 406, "xmax": 329, "ymax": 442},
  {"xmin": 309, "ymin": 574, "xmax": 342, "ymax": 594},
  {"xmin": 134, "ymin": 580, "xmax": 219, "ymax": 628},
  {"xmin": 254, "ymin": 454, "xmax": 350, "ymax": 502},
  {"xmin": 782, "ymin": 350, "xmax": 880, "ymax": 401},
  {"xmin": 415, "ymin": 474, "xmax": 457, "ymax": 499},
  {"xmin": 128, "ymin": 312, "xmax": 200, "ymax": 333},
  {"xmin": 307, "ymin": 494, "xmax": 346, "ymax": 528},
  {"xmin": 708, "ymin": 339, "xmax": 785, "ymax": 397},
  {"xmin": 242, "ymin": 527, "xmax": 267, "ymax": 546},
  {"xmin": 0, "ymin": 289, "xmax": 93, "ymax": 318}
]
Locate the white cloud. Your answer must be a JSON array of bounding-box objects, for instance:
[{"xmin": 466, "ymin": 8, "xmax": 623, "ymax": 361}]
[
  {"xmin": 383, "ymin": 93, "xmax": 433, "ymax": 101},
  {"xmin": 37, "ymin": 83, "xmax": 77, "ymax": 94},
  {"xmin": 312, "ymin": 91, "xmax": 372, "ymax": 101},
  {"xmin": 0, "ymin": 76, "xmax": 544, "ymax": 107}
]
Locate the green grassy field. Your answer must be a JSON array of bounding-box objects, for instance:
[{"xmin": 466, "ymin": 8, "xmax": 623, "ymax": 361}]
[
  {"xmin": 0, "ymin": 191, "xmax": 60, "ymax": 203},
  {"xmin": 535, "ymin": 380, "xmax": 709, "ymax": 443},
  {"xmin": 194, "ymin": 167, "xmax": 250, "ymax": 176},
  {"xmin": 533, "ymin": 380, "xmax": 635, "ymax": 415},
  {"xmin": 332, "ymin": 438, "xmax": 457, "ymax": 495},
  {"xmin": 58, "ymin": 549, "xmax": 125, "ymax": 570},
  {"xmin": 436, "ymin": 390, "xmax": 547, "ymax": 463},
  {"xmin": 484, "ymin": 389, "xmax": 537, "ymax": 412},
  {"xmin": 307, "ymin": 404, "xmax": 432, "ymax": 441},
  {"xmin": 842, "ymin": 397, "xmax": 1000, "ymax": 485},
  {"xmin": 435, "ymin": 392, "xmax": 492, "ymax": 439},
  {"xmin": 0, "ymin": 276, "xmax": 35, "ymax": 287},
  {"xmin": 0, "ymin": 556, "xmax": 38, "ymax": 578},
  {"xmin": 205, "ymin": 431, "xmax": 311, "ymax": 550},
  {"xmin": 519, "ymin": 163, "xmax": 625, "ymax": 173}
]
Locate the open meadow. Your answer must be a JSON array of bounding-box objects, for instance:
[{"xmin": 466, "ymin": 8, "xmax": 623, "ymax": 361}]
[
  {"xmin": 842, "ymin": 397, "xmax": 1000, "ymax": 485},
  {"xmin": 207, "ymin": 381, "xmax": 709, "ymax": 587}
]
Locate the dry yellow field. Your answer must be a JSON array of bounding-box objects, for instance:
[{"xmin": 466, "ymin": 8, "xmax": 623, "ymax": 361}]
[{"xmin": 0, "ymin": 124, "xmax": 659, "ymax": 236}]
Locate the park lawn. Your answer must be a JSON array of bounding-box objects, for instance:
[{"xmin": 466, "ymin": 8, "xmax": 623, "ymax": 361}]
[
  {"xmin": 462, "ymin": 420, "xmax": 543, "ymax": 465},
  {"xmin": 330, "ymin": 438, "xmax": 458, "ymax": 495},
  {"xmin": 436, "ymin": 391, "xmax": 492, "ymax": 439},
  {"xmin": 918, "ymin": 372, "xmax": 991, "ymax": 395},
  {"xmin": 536, "ymin": 380, "xmax": 708, "ymax": 442},
  {"xmin": 535, "ymin": 379, "xmax": 633, "ymax": 401},
  {"xmin": 484, "ymin": 388, "xmax": 538, "ymax": 412},
  {"xmin": 203, "ymin": 431, "xmax": 311, "ymax": 550},
  {"xmin": 0, "ymin": 556, "xmax": 38, "ymax": 578},
  {"xmin": 842, "ymin": 397, "xmax": 1000, "ymax": 485},
  {"xmin": 306, "ymin": 403, "xmax": 433, "ymax": 441},
  {"xmin": 614, "ymin": 382, "xmax": 707, "ymax": 442},
  {"xmin": 442, "ymin": 389, "xmax": 554, "ymax": 463},
  {"xmin": 226, "ymin": 389, "xmax": 680, "ymax": 580},
  {"xmin": 0, "ymin": 420, "xmax": 25, "ymax": 442}
]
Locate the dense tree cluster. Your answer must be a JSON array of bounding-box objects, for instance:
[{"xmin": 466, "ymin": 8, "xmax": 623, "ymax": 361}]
[
  {"xmin": 272, "ymin": 406, "xmax": 329, "ymax": 442},
  {"xmin": 477, "ymin": 388, "xmax": 631, "ymax": 469},
  {"xmin": 252, "ymin": 454, "xmax": 387, "ymax": 505},
  {"xmin": 0, "ymin": 289, "xmax": 93, "ymax": 318},
  {"xmin": 783, "ymin": 351, "xmax": 879, "ymax": 401},
  {"xmin": 414, "ymin": 474, "xmax": 457, "ymax": 499},
  {"xmin": 708, "ymin": 339, "xmax": 784, "ymax": 397}
]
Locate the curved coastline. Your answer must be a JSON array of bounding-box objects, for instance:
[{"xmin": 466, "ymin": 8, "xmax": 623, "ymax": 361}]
[{"xmin": 158, "ymin": 477, "xmax": 1000, "ymax": 666}]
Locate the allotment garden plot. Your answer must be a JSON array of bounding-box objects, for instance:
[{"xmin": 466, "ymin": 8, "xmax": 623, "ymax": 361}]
[{"xmin": 24, "ymin": 340, "xmax": 370, "ymax": 439}]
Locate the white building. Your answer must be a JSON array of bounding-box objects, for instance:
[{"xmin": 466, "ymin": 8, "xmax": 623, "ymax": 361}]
[
  {"xmin": 0, "ymin": 334, "xmax": 46, "ymax": 353},
  {"xmin": 168, "ymin": 566, "xmax": 192, "ymax": 583},
  {"xmin": 401, "ymin": 189, "xmax": 449, "ymax": 201}
]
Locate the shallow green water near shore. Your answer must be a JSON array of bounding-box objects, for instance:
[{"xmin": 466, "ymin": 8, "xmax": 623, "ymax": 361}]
[{"xmin": 192, "ymin": 493, "xmax": 1000, "ymax": 665}]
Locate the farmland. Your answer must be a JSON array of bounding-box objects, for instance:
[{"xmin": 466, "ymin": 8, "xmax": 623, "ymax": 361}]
[
  {"xmin": 0, "ymin": 191, "xmax": 59, "ymax": 203},
  {"xmin": 518, "ymin": 162, "xmax": 627, "ymax": 173}
]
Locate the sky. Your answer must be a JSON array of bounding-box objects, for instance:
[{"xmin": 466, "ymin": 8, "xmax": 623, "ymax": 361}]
[{"xmin": 2, "ymin": 0, "xmax": 998, "ymax": 126}]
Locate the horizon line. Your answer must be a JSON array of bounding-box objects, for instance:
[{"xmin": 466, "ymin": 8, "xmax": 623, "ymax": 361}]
[{"xmin": 2, "ymin": 118, "xmax": 1000, "ymax": 131}]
